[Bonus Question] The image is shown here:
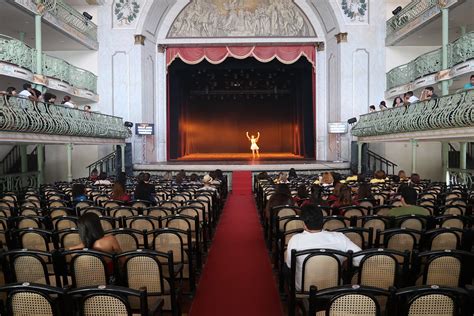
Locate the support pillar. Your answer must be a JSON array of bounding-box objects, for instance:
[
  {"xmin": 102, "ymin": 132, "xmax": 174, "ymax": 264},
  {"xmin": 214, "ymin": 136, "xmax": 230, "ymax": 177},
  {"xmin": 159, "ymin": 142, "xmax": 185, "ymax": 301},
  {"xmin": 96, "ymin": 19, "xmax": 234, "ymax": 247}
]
[
  {"xmin": 20, "ymin": 145, "xmax": 28, "ymax": 188},
  {"xmin": 460, "ymin": 142, "xmax": 467, "ymax": 170},
  {"xmin": 120, "ymin": 144, "xmax": 125, "ymax": 172},
  {"xmin": 37, "ymin": 144, "xmax": 44, "ymax": 186},
  {"xmin": 19, "ymin": 31, "xmax": 25, "ymax": 43},
  {"xmin": 442, "ymin": 142, "xmax": 449, "ymax": 182},
  {"xmin": 66, "ymin": 143, "xmax": 73, "ymax": 182},
  {"xmin": 34, "ymin": 11, "xmax": 43, "ymax": 92},
  {"xmin": 357, "ymin": 142, "xmax": 364, "ymax": 174},
  {"xmin": 411, "ymin": 139, "xmax": 417, "ymax": 174},
  {"xmin": 441, "ymin": 7, "xmax": 450, "ymax": 96}
]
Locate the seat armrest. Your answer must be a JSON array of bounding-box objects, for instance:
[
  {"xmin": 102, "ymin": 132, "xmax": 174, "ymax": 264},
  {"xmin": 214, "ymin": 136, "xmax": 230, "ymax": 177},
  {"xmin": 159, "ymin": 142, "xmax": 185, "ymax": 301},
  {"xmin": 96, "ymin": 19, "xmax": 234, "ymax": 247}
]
[{"xmin": 148, "ymin": 298, "xmax": 164, "ymax": 316}]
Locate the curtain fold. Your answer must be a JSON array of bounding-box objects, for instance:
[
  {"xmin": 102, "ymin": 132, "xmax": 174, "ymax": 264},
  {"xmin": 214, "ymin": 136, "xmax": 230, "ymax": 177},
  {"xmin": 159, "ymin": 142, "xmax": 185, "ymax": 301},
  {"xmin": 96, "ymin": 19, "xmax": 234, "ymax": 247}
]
[{"xmin": 167, "ymin": 45, "xmax": 316, "ymax": 68}]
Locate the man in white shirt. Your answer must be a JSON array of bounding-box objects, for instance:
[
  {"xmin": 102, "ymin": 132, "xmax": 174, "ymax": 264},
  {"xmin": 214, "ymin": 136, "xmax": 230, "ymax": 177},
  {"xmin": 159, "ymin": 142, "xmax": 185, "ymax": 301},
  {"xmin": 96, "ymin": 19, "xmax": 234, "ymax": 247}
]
[
  {"xmin": 285, "ymin": 204, "xmax": 362, "ymax": 291},
  {"xmin": 62, "ymin": 95, "xmax": 75, "ymax": 108},
  {"xmin": 404, "ymin": 91, "xmax": 419, "ymax": 104}
]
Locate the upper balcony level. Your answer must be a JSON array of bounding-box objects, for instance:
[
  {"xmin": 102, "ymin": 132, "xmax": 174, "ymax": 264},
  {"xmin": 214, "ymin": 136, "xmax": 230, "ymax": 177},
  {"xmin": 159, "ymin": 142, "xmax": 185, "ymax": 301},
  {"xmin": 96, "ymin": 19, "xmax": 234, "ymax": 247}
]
[
  {"xmin": 4, "ymin": 0, "xmax": 98, "ymax": 50},
  {"xmin": 0, "ymin": 34, "xmax": 98, "ymax": 102},
  {"xmin": 386, "ymin": 0, "xmax": 471, "ymax": 46},
  {"xmin": 0, "ymin": 95, "xmax": 130, "ymax": 145},
  {"xmin": 385, "ymin": 31, "xmax": 473, "ymax": 98},
  {"xmin": 351, "ymin": 89, "xmax": 474, "ymax": 143}
]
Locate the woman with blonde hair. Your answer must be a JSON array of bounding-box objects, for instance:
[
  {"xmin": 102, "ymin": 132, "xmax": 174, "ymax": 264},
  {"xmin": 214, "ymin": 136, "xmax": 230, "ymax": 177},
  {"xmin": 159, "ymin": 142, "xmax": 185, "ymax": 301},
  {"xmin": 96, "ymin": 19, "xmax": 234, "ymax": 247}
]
[{"xmin": 320, "ymin": 172, "xmax": 334, "ymax": 186}]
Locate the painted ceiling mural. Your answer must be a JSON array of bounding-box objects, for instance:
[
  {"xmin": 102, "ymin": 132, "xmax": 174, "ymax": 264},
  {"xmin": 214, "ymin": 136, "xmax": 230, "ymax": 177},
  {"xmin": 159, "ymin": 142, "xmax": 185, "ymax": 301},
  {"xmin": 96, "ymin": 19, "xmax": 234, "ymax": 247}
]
[{"xmin": 168, "ymin": 0, "xmax": 316, "ymax": 38}]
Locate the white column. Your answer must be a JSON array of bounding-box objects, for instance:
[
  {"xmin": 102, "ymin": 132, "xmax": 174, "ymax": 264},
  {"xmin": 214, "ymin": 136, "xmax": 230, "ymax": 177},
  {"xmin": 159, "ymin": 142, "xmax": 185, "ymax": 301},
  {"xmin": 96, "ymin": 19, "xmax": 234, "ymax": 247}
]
[{"xmin": 156, "ymin": 48, "xmax": 168, "ymax": 162}]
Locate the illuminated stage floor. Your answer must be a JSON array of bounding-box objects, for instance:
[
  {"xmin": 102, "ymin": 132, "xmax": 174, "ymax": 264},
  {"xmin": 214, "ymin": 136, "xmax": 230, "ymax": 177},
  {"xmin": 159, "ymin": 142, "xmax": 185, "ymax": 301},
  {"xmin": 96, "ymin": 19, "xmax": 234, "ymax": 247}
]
[{"xmin": 177, "ymin": 153, "xmax": 305, "ymax": 161}]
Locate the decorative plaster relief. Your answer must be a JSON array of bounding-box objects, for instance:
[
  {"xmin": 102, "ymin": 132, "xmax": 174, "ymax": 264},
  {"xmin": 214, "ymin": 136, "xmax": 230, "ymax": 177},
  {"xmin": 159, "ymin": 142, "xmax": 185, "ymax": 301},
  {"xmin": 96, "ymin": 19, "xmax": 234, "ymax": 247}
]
[
  {"xmin": 338, "ymin": 0, "xmax": 368, "ymax": 24},
  {"xmin": 168, "ymin": 0, "xmax": 316, "ymax": 38},
  {"xmin": 113, "ymin": 0, "xmax": 143, "ymax": 28}
]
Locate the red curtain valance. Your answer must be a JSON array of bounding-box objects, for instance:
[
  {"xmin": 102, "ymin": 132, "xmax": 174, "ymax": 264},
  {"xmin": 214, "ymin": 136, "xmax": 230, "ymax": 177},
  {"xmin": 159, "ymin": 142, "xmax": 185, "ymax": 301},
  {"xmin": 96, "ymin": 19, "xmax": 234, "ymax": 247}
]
[{"xmin": 166, "ymin": 45, "xmax": 316, "ymax": 68}]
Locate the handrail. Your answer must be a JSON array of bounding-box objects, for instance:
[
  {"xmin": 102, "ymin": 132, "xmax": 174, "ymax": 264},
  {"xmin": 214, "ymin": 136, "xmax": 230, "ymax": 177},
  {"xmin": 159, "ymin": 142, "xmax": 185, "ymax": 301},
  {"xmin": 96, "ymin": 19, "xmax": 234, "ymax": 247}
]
[
  {"xmin": 367, "ymin": 149, "xmax": 398, "ymax": 175},
  {"xmin": 351, "ymin": 90, "xmax": 474, "ymax": 138},
  {"xmin": 86, "ymin": 151, "xmax": 118, "ymax": 177},
  {"xmin": 386, "ymin": 31, "xmax": 474, "ymax": 90},
  {"xmin": 0, "ymin": 145, "xmax": 20, "ymax": 175},
  {"xmin": 0, "ymin": 95, "xmax": 131, "ymax": 139},
  {"xmin": 0, "ymin": 171, "xmax": 39, "ymax": 191},
  {"xmin": 50, "ymin": 0, "xmax": 98, "ymax": 42},
  {"xmin": 386, "ymin": 0, "xmax": 438, "ymax": 38},
  {"xmin": 0, "ymin": 34, "xmax": 98, "ymax": 93}
]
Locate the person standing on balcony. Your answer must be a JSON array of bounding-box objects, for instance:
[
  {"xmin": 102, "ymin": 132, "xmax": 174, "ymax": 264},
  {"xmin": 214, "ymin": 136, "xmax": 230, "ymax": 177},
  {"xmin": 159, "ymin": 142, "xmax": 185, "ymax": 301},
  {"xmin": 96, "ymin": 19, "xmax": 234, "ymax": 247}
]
[
  {"xmin": 379, "ymin": 101, "xmax": 388, "ymax": 110},
  {"xmin": 464, "ymin": 75, "xmax": 474, "ymax": 90},
  {"xmin": 18, "ymin": 83, "xmax": 37, "ymax": 101},
  {"xmin": 404, "ymin": 91, "xmax": 419, "ymax": 104},
  {"xmin": 368, "ymin": 105, "xmax": 376, "ymax": 112},
  {"xmin": 420, "ymin": 87, "xmax": 438, "ymax": 101},
  {"xmin": 392, "ymin": 96, "xmax": 404, "ymax": 107},
  {"xmin": 43, "ymin": 92, "xmax": 57, "ymax": 104},
  {"xmin": 62, "ymin": 95, "xmax": 75, "ymax": 108},
  {"xmin": 0, "ymin": 87, "xmax": 16, "ymax": 101}
]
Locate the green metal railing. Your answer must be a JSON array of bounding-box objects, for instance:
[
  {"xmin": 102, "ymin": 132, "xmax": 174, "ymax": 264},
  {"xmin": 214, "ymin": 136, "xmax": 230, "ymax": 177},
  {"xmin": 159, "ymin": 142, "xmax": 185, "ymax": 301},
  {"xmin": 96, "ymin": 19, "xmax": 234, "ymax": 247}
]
[
  {"xmin": 0, "ymin": 171, "xmax": 39, "ymax": 191},
  {"xmin": 387, "ymin": 31, "xmax": 474, "ymax": 89},
  {"xmin": 0, "ymin": 34, "xmax": 97, "ymax": 93},
  {"xmin": 386, "ymin": 0, "xmax": 438, "ymax": 38},
  {"xmin": 0, "ymin": 96, "xmax": 131, "ymax": 139},
  {"xmin": 49, "ymin": 0, "xmax": 98, "ymax": 42},
  {"xmin": 351, "ymin": 89, "xmax": 474, "ymax": 137}
]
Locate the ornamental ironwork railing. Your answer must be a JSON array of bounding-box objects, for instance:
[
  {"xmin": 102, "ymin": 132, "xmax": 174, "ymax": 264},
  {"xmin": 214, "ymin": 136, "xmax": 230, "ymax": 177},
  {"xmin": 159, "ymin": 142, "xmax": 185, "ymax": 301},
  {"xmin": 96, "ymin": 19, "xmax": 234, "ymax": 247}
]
[
  {"xmin": 447, "ymin": 168, "xmax": 473, "ymax": 187},
  {"xmin": 386, "ymin": 0, "xmax": 438, "ymax": 38},
  {"xmin": 351, "ymin": 89, "xmax": 474, "ymax": 137},
  {"xmin": 386, "ymin": 31, "xmax": 474, "ymax": 89},
  {"xmin": 0, "ymin": 96, "xmax": 131, "ymax": 139},
  {"xmin": 0, "ymin": 171, "xmax": 39, "ymax": 191},
  {"xmin": 0, "ymin": 34, "xmax": 97, "ymax": 93},
  {"xmin": 49, "ymin": 0, "xmax": 98, "ymax": 42}
]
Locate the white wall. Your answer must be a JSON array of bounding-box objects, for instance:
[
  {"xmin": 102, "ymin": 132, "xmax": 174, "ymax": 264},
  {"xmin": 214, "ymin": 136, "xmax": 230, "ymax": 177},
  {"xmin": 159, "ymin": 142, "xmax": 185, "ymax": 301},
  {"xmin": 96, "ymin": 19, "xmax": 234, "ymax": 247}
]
[
  {"xmin": 43, "ymin": 144, "xmax": 115, "ymax": 183},
  {"xmin": 386, "ymin": 46, "xmax": 440, "ymax": 71},
  {"xmin": 369, "ymin": 142, "xmax": 443, "ymax": 181},
  {"xmin": 44, "ymin": 51, "xmax": 99, "ymax": 76}
]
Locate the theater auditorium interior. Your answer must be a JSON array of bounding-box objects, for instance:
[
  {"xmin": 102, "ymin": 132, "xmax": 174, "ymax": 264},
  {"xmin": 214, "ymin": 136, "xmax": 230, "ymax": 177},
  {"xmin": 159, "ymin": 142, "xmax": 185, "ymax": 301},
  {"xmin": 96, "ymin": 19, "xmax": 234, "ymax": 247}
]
[{"xmin": 0, "ymin": 0, "xmax": 473, "ymax": 315}]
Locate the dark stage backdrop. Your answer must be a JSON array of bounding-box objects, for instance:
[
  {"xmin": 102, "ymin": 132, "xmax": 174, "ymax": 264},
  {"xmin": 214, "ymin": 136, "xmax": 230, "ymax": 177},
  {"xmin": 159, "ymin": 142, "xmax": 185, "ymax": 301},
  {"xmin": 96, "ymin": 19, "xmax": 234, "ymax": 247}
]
[{"xmin": 168, "ymin": 57, "xmax": 315, "ymax": 159}]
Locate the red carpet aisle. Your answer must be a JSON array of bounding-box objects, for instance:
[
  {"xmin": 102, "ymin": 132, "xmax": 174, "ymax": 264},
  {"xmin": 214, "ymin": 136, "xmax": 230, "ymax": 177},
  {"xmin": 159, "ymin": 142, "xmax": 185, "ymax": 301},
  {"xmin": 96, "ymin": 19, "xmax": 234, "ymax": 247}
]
[{"xmin": 190, "ymin": 171, "xmax": 284, "ymax": 316}]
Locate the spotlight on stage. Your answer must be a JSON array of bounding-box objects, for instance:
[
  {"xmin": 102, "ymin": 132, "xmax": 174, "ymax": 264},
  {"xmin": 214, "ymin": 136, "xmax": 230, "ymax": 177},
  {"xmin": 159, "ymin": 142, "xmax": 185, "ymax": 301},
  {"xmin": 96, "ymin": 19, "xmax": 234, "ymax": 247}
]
[
  {"xmin": 347, "ymin": 117, "xmax": 357, "ymax": 125},
  {"xmin": 392, "ymin": 6, "xmax": 402, "ymax": 15},
  {"xmin": 124, "ymin": 121, "xmax": 133, "ymax": 128},
  {"xmin": 83, "ymin": 12, "xmax": 93, "ymax": 20}
]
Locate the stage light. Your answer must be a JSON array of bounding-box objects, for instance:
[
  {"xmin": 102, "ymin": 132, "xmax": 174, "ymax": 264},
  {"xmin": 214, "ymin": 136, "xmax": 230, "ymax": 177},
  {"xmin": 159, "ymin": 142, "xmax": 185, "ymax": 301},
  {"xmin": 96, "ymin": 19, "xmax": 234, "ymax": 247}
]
[
  {"xmin": 83, "ymin": 12, "xmax": 93, "ymax": 20},
  {"xmin": 392, "ymin": 6, "xmax": 402, "ymax": 15},
  {"xmin": 124, "ymin": 121, "xmax": 133, "ymax": 128},
  {"xmin": 347, "ymin": 117, "xmax": 357, "ymax": 125}
]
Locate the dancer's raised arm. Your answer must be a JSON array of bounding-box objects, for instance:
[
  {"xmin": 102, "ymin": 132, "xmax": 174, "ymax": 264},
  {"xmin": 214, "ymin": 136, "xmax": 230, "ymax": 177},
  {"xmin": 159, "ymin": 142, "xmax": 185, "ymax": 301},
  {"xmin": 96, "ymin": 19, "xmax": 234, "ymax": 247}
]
[
  {"xmin": 246, "ymin": 131, "xmax": 251, "ymax": 140},
  {"xmin": 256, "ymin": 132, "xmax": 260, "ymax": 141}
]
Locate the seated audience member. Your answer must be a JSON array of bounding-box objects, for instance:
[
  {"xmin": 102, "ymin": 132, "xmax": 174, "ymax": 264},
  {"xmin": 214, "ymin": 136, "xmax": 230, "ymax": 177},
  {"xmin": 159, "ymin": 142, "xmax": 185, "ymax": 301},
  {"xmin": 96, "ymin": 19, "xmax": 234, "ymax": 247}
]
[
  {"xmin": 257, "ymin": 171, "xmax": 271, "ymax": 182},
  {"xmin": 89, "ymin": 168, "xmax": 99, "ymax": 182},
  {"xmin": 302, "ymin": 185, "xmax": 324, "ymax": 207},
  {"xmin": 209, "ymin": 171, "xmax": 222, "ymax": 185},
  {"xmin": 369, "ymin": 105, "xmax": 376, "ymax": 113},
  {"xmin": 293, "ymin": 184, "xmax": 309, "ymax": 207},
  {"xmin": 134, "ymin": 172, "xmax": 156, "ymax": 202},
  {"xmin": 285, "ymin": 204, "xmax": 362, "ymax": 291},
  {"xmin": 392, "ymin": 96, "xmax": 404, "ymax": 107},
  {"xmin": 379, "ymin": 101, "xmax": 387, "ymax": 110},
  {"xmin": 404, "ymin": 91, "xmax": 419, "ymax": 104},
  {"xmin": 189, "ymin": 173, "xmax": 200, "ymax": 184},
  {"xmin": 163, "ymin": 171, "xmax": 172, "ymax": 181},
  {"xmin": 370, "ymin": 170, "xmax": 386, "ymax": 184},
  {"xmin": 72, "ymin": 183, "xmax": 88, "ymax": 203},
  {"xmin": 198, "ymin": 174, "xmax": 219, "ymax": 198},
  {"xmin": 276, "ymin": 172, "xmax": 290, "ymax": 184},
  {"xmin": 69, "ymin": 213, "xmax": 123, "ymax": 270},
  {"xmin": 327, "ymin": 182, "xmax": 342, "ymax": 205},
  {"xmin": 319, "ymin": 172, "xmax": 334, "ymax": 187},
  {"xmin": 214, "ymin": 169, "xmax": 224, "ymax": 182},
  {"xmin": 345, "ymin": 169, "xmax": 359, "ymax": 182},
  {"xmin": 356, "ymin": 182, "xmax": 373, "ymax": 201},
  {"xmin": 110, "ymin": 182, "xmax": 130, "ymax": 203},
  {"xmin": 398, "ymin": 170, "xmax": 408, "ymax": 181},
  {"xmin": 94, "ymin": 172, "xmax": 112, "ymax": 186},
  {"xmin": 288, "ymin": 168, "xmax": 298, "ymax": 180},
  {"xmin": 332, "ymin": 184, "xmax": 357, "ymax": 211},
  {"xmin": 409, "ymin": 173, "xmax": 421, "ymax": 186},
  {"xmin": 464, "ymin": 74, "xmax": 474, "ymax": 90},
  {"xmin": 174, "ymin": 173, "xmax": 184, "ymax": 187},
  {"xmin": 62, "ymin": 95, "xmax": 75, "ymax": 108},
  {"xmin": 264, "ymin": 184, "xmax": 293, "ymax": 220},
  {"xmin": 18, "ymin": 83, "xmax": 37, "ymax": 101},
  {"xmin": 388, "ymin": 186, "xmax": 430, "ymax": 217}
]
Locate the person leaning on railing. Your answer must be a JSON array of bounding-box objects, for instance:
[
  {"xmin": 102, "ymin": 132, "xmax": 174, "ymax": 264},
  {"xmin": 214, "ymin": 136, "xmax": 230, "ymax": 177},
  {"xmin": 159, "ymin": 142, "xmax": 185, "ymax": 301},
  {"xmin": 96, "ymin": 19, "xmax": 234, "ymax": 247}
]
[{"xmin": 464, "ymin": 74, "xmax": 474, "ymax": 90}]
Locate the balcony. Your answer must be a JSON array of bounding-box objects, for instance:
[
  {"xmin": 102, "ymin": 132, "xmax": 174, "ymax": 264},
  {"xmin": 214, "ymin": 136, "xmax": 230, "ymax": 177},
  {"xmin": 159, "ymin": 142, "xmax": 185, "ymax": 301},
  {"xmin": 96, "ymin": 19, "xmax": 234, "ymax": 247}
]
[
  {"xmin": 9, "ymin": 0, "xmax": 98, "ymax": 50},
  {"xmin": 386, "ymin": 31, "xmax": 474, "ymax": 95},
  {"xmin": 386, "ymin": 0, "xmax": 463, "ymax": 45},
  {"xmin": 0, "ymin": 34, "xmax": 98, "ymax": 99},
  {"xmin": 351, "ymin": 90, "xmax": 474, "ymax": 142},
  {"xmin": 0, "ymin": 95, "xmax": 131, "ymax": 144}
]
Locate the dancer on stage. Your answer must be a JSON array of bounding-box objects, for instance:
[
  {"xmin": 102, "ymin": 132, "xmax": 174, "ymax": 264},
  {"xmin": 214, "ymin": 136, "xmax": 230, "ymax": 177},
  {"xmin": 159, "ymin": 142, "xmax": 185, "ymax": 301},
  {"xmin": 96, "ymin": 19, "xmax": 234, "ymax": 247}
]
[{"xmin": 246, "ymin": 131, "xmax": 260, "ymax": 158}]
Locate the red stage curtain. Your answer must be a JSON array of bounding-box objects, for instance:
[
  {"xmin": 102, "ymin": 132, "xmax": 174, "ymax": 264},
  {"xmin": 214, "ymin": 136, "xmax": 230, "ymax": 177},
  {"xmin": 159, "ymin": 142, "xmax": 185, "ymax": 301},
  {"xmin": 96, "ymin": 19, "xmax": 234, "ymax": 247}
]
[{"xmin": 166, "ymin": 45, "xmax": 316, "ymax": 68}]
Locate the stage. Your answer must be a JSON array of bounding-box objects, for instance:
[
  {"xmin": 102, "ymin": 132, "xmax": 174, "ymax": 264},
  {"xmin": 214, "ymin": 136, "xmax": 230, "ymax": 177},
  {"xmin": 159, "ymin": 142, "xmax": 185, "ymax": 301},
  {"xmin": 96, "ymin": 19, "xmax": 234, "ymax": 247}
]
[{"xmin": 176, "ymin": 153, "xmax": 305, "ymax": 161}]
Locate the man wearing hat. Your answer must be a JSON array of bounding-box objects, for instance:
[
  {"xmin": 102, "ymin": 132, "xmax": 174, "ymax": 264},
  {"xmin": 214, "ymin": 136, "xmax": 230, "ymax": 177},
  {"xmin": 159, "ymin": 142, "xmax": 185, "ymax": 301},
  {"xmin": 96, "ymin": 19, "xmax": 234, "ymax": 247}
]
[{"xmin": 198, "ymin": 174, "xmax": 220, "ymax": 198}]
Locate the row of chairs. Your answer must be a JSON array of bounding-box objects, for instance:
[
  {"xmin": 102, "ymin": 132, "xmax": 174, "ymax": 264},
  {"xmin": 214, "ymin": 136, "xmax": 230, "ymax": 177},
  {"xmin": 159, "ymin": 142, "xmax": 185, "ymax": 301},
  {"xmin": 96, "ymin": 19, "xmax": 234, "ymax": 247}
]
[{"xmin": 285, "ymin": 248, "xmax": 474, "ymax": 316}]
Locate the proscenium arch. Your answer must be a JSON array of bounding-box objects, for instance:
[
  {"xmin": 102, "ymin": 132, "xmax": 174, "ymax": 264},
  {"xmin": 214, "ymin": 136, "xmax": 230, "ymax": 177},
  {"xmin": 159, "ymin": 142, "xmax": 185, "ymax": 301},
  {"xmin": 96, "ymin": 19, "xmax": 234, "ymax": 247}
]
[{"xmin": 137, "ymin": 0, "xmax": 343, "ymax": 43}]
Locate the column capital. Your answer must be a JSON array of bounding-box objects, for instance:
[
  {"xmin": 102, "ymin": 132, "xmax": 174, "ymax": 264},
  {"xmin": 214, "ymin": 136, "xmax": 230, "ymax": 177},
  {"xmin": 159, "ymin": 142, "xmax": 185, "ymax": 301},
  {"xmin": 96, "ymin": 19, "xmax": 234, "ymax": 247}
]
[
  {"xmin": 315, "ymin": 41, "xmax": 325, "ymax": 52},
  {"xmin": 134, "ymin": 34, "xmax": 146, "ymax": 46},
  {"xmin": 157, "ymin": 44, "xmax": 167, "ymax": 53},
  {"xmin": 335, "ymin": 32, "xmax": 348, "ymax": 44}
]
